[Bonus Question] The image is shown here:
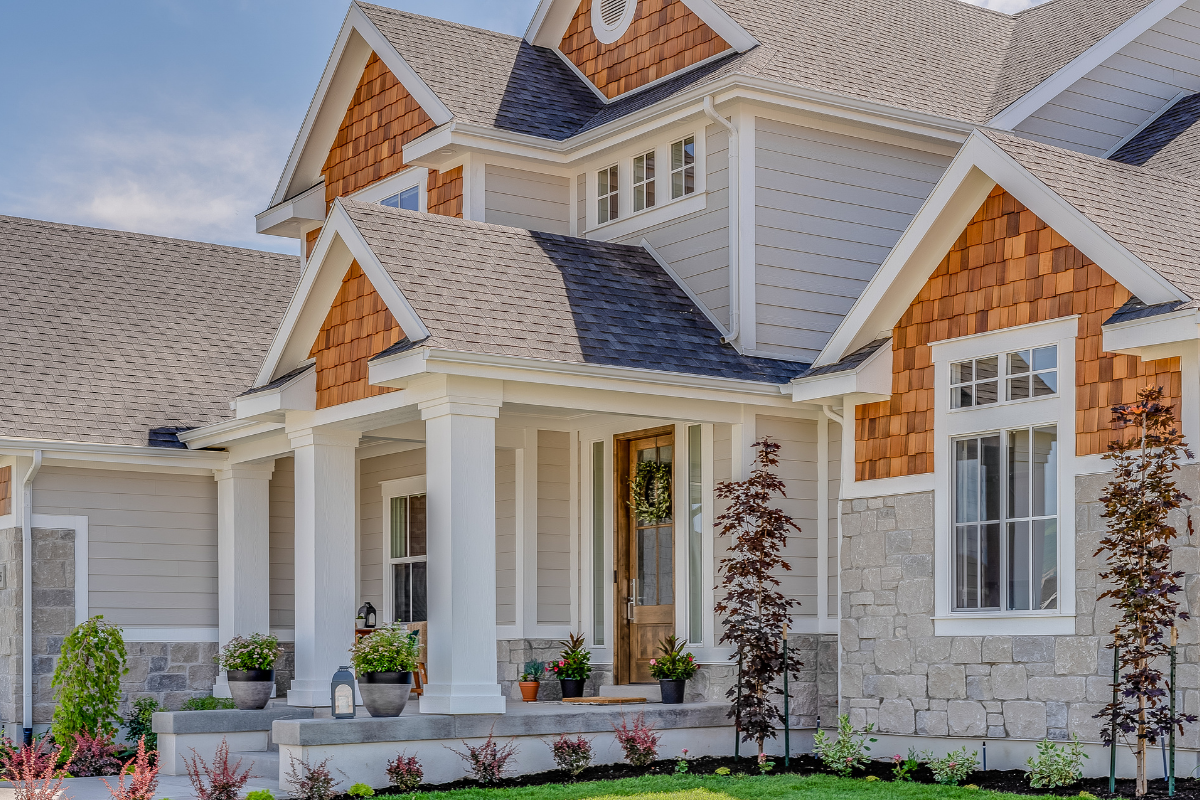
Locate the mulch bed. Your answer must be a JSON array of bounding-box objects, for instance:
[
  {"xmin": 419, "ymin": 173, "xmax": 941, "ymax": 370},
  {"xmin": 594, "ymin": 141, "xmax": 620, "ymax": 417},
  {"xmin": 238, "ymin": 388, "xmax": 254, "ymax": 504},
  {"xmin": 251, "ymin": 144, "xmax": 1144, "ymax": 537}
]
[{"xmin": 348, "ymin": 754, "xmax": 1199, "ymax": 799}]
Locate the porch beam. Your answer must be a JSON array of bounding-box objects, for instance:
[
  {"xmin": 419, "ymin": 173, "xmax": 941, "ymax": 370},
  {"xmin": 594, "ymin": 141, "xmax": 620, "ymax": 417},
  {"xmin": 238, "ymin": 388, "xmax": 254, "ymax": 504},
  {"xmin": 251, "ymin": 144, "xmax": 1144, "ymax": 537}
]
[{"xmin": 419, "ymin": 379, "xmax": 506, "ymax": 714}]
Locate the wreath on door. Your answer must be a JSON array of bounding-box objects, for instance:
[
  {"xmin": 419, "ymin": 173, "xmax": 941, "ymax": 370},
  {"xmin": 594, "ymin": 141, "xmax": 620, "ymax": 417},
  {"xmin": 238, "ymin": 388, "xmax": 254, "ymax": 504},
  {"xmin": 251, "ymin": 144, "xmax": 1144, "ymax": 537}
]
[{"xmin": 630, "ymin": 461, "xmax": 673, "ymax": 524}]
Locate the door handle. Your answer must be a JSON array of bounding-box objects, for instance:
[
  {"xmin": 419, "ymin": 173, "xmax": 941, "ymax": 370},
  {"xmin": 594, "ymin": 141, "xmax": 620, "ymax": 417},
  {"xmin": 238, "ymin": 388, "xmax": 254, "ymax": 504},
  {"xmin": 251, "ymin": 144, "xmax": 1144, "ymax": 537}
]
[{"xmin": 627, "ymin": 579, "xmax": 637, "ymax": 621}]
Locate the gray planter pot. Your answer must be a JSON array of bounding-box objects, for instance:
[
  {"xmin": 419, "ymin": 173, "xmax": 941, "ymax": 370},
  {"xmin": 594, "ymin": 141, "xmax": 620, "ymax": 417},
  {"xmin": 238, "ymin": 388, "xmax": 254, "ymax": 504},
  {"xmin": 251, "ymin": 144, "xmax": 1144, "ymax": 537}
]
[
  {"xmin": 358, "ymin": 671, "xmax": 413, "ymax": 717},
  {"xmin": 227, "ymin": 669, "xmax": 274, "ymax": 710}
]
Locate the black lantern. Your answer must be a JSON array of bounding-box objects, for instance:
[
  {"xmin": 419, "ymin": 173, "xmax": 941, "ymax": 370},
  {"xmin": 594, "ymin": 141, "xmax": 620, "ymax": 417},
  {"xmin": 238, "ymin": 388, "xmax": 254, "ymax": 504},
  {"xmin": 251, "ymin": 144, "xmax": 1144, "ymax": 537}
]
[
  {"xmin": 357, "ymin": 601, "xmax": 377, "ymax": 628},
  {"xmin": 331, "ymin": 665, "xmax": 356, "ymax": 718}
]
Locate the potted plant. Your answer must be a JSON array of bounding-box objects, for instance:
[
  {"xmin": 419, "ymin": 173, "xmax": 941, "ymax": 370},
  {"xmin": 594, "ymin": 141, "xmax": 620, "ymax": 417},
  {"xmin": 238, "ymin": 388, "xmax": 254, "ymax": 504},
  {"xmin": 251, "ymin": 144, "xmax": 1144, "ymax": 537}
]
[
  {"xmin": 349, "ymin": 622, "xmax": 422, "ymax": 717},
  {"xmin": 518, "ymin": 661, "xmax": 544, "ymax": 702},
  {"xmin": 217, "ymin": 632, "xmax": 282, "ymax": 710},
  {"xmin": 648, "ymin": 635, "xmax": 697, "ymax": 704},
  {"xmin": 548, "ymin": 633, "xmax": 592, "ymax": 698}
]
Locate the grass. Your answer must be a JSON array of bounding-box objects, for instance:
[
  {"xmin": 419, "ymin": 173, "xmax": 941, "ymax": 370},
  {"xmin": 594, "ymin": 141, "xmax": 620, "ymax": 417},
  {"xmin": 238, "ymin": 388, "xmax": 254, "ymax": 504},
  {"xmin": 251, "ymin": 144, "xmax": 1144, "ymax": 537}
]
[{"xmin": 377, "ymin": 773, "xmax": 1034, "ymax": 800}]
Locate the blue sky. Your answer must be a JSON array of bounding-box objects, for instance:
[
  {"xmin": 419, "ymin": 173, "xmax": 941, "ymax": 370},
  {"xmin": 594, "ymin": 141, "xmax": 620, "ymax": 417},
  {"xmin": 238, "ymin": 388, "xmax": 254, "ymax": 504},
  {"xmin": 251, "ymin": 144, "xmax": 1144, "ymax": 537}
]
[{"xmin": 0, "ymin": 0, "xmax": 1038, "ymax": 255}]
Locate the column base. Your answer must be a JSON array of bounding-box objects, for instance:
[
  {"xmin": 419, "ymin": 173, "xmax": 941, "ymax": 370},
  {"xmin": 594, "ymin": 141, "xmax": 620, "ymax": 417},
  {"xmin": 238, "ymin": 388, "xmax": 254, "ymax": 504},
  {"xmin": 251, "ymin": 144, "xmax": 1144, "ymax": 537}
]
[
  {"xmin": 287, "ymin": 679, "xmax": 330, "ymax": 708},
  {"xmin": 419, "ymin": 684, "xmax": 506, "ymax": 715},
  {"xmin": 213, "ymin": 675, "xmax": 231, "ymax": 699}
]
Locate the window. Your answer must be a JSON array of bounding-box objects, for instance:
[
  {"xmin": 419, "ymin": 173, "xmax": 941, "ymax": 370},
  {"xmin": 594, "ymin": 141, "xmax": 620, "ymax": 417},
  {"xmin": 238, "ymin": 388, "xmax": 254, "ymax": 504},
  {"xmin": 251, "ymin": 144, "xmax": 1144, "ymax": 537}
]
[
  {"xmin": 633, "ymin": 151, "xmax": 656, "ymax": 213},
  {"xmin": 381, "ymin": 186, "xmax": 419, "ymax": 211},
  {"xmin": 592, "ymin": 441, "xmax": 605, "ymax": 646},
  {"xmin": 951, "ymin": 345, "xmax": 1056, "ymax": 409},
  {"xmin": 670, "ymin": 136, "xmax": 695, "ymax": 200},
  {"xmin": 388, "ymin": 493, "xmax": 427, "ymax": 623},
  {"xmin": 953, "ymin": 426, "xmax": 1057, "ymax": 612},
  {"xmin": 597, "ymin": 164, "xmax": 619, "ymax": 225}
]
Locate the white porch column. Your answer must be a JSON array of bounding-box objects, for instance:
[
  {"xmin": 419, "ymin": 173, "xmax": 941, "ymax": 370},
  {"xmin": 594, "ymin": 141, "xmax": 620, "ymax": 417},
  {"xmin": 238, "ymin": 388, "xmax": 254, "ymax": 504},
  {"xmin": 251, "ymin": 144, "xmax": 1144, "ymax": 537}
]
[
  {"xmin": 419, "ymin": 387, "xmax": 505, "ymax": 714},
  {"xmin": 287, "ymin": 429, "xmax": 361, "ymax": 707},
  {"xmin": 213, "ymin": 462, "xmax": 275, "ymax": 697}
]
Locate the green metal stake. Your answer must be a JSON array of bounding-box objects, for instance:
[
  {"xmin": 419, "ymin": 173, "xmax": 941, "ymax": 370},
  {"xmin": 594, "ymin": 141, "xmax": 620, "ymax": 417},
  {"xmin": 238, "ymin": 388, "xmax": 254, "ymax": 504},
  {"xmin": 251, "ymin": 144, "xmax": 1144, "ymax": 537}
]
[
  {"xmin": 1111, "ymin": 645, "xmax": 1119, "ymax": 795},
  {"xmin": 735, "ymin": 651, "xmax": 743, "ymax": 760},
  {"xmin": 783, "ymin": 626, "xmax": 790, "ymax": 768},
  {"xmin": 1170, "ymin": 628, "xmax": 1178, "ymax": 796}
]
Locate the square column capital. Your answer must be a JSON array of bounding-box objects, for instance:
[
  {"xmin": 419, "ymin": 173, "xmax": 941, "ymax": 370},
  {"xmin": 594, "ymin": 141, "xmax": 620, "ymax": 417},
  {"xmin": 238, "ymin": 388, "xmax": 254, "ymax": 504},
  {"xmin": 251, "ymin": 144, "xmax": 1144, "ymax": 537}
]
[
  {"xmin": 286, "ymin": 428, "xmax": 362, "ymax": 450},
  {"xmin": 213, "ymin": 461, "xmax": 275, "ymax": 483},
  {"xmin": 418, "ymin": 398, "xmax": 502, "ymax": 421}
]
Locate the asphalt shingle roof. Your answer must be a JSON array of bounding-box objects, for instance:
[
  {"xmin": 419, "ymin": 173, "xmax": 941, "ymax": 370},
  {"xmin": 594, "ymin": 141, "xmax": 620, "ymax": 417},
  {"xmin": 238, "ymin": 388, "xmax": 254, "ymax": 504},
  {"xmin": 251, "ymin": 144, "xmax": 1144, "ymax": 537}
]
[
  {"xmin": 0, "ymin": 216, "xmax": 298, "ymax": 446},
  {"xmin": 983, "ymin": 128, "xmax": 1200, "ymax": 301},
  {"xmin": 799, "ymin": 338, "xmax": 890, "ymax": 379},
  {"xmin": 357, "ymin": 0, "xmax": 1157, "ymax": 139},
  {"xmin": 1110, "ymin": 93, "xmax": 1200, "ymax": 180},
  {"xmin": 336, "ymin": 199, "xmax": 806, "ymax": 383}
]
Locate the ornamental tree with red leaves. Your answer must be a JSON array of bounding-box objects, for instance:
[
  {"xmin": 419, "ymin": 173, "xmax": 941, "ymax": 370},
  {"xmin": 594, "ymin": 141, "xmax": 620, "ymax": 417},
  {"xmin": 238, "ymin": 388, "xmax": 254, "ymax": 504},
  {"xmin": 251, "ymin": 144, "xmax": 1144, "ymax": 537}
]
[
  {"xmin": 714, "ymin": 438, "xmax": 803, "ymax": 759},
  {"xmin": 1094, "ymin": 386, "xmax": 1197, "ymax": 796}
]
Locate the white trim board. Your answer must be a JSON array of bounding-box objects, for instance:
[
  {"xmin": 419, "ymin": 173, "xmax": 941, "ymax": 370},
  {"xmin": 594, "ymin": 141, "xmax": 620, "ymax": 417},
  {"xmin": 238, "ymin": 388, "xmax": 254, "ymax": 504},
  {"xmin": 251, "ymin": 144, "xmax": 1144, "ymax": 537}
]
[
  {"xmin": 119, "ymin": 627, "xmax": 220, "ymax": 643},
  {"xmin": 31, "ymin": 514, "xmax": 88, "ymax": 625}
]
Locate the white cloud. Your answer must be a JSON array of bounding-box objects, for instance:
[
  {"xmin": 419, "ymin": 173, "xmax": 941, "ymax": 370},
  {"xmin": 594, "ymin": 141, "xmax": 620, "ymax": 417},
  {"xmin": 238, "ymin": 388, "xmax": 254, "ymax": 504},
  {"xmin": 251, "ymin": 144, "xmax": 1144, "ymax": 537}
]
[
  {"xmin": 10, "ymin": 112, "xmax": 296, "ymax": 253},
  {"xmin": 962, "ymin": 0, "xmax": 1043, "ymax": 12}
]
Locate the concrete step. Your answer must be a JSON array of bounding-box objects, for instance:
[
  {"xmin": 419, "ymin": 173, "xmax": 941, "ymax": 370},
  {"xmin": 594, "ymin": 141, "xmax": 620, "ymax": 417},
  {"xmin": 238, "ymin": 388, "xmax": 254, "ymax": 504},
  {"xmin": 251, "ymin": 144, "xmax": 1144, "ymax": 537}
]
[
  {"xmin": 599, "ymin": 683, "xmax": 661, "ymax": 702},
  {"xmin": 232, "ymin": 750, "xmax": 280, "ymax": 783}
]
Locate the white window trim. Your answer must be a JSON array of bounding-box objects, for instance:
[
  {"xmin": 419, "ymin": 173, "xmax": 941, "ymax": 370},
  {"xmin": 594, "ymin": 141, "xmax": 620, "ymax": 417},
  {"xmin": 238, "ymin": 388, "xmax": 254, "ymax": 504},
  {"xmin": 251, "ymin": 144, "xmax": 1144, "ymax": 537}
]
[
  {"xmin": 347, "ymin": 166, "xmax": 429, "ymax": 213},
  {"xmin": 381, "ymin": 475, "xmax": 427, "ymax": 625},
  {"xmin": 930, "ymin": 316, "xmax": 1078, "ymax": 636},
  {"xmin": 585, "ymin": 128, "xmax": 707, "ymax": 237},
  {"xmin": 591, "ymin": 0, "xmax": 638, "ymax": 44}
]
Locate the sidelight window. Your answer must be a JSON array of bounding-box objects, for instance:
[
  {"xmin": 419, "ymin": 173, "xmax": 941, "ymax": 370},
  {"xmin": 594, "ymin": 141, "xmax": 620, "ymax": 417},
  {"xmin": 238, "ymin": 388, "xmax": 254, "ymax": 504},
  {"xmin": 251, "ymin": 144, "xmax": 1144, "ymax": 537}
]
[{"xmin": 953, "ymin": 426, "xmax": 1058, "ymax": 612}]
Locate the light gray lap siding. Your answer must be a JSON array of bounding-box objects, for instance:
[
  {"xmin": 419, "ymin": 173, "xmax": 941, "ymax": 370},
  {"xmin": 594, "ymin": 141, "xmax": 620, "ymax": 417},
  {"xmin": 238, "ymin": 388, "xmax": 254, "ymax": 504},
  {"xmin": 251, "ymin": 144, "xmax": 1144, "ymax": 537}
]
[
  {"xmin": 537, "ymin": 430, "xmax": 572, "ymax": 625},
  {"xmin": 483, "ymin": 165, "xmax": 571, "ymax": 234},
  {"xmin": 270, "ymin": 456, "xmax": 295, "ymax": 629},
  {"xmin": 752, "ymin": 118, "xmax": 951, "ymax": 362}
]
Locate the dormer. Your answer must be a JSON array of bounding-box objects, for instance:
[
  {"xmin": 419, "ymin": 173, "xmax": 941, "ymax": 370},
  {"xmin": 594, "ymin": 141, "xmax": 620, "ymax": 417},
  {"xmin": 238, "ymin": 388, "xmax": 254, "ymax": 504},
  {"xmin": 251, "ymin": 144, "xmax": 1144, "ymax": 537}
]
[{"xmin": 525, "ymin": 0, "xmax": 756, "ymax": 101}]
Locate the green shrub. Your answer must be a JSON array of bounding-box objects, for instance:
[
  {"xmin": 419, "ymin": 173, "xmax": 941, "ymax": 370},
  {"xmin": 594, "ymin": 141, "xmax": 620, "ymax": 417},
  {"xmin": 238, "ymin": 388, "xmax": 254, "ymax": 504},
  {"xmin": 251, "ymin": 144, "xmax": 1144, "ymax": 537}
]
[
  {"xmin": 1026, "ymin": 736, "xmax": 1087, "ymax": 789},
  {"xmin": 812, "ymin": 715, "xmax": 875, "ymax": 777},
  {"xmin": 923, "ymin": 746, "xmax": 979, "ymax": 786},
  {"xmin": 245, "ymin": 791, "xmax": 275, "ymax": 800},
  {"xmin": 51, "ymin": 616, "xmax": 128, "ymax": 746},
  {"xmin": 124, "ymin": 697, "xmax": 162, "ymax": 750},
  {"xmin": 347, "ymin": 783, "xmax": 375, "ymax": 798},
  {"xmin": 181, "ymin": 696, "xmax": 237, "ymax": 711}
]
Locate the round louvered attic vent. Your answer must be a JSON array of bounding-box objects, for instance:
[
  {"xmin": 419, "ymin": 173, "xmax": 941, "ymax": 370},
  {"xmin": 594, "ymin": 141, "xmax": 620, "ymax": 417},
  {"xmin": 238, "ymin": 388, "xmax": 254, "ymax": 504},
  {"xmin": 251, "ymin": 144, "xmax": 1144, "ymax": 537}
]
[{"xmin": 592, "ymin": 0, "xmax": 637, "ymax": 43}]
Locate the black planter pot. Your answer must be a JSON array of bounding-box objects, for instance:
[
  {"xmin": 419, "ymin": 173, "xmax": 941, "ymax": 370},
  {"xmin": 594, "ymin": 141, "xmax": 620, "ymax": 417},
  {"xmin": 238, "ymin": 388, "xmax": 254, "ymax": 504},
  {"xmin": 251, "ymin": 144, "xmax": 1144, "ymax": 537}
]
[
  {"xmin": 560, "ymin": 678, "xmax": 585, "ymax": 698},
  {"xmin": 226, "ymin": 669, "xmax": 274, "ymax": 710},
  {"xmin": 358, "ymin": 671, "xmax": 414, "ymax": 717},
  {"xmin": 659, "ymin": 678, "xmax": 686, "ymax": 704}
]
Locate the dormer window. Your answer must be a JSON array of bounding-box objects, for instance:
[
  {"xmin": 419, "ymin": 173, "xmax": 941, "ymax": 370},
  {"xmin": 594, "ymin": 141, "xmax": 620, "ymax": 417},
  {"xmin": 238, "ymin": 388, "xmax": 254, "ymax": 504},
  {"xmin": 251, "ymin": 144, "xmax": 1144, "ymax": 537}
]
[
  {"xmin": 670, "ymin": 136, "xmax": 695, "ymax": 200},
  {"xmin": 597, "ymin": 164, "xmax": 619, "ymax": 225},
  {"xmin": 633, "ymin": 151, "xmax": 655, "ymax": 212},
  {"xmin": 381, "ymin": 186, "xmax": 419, "ymax": 211}
]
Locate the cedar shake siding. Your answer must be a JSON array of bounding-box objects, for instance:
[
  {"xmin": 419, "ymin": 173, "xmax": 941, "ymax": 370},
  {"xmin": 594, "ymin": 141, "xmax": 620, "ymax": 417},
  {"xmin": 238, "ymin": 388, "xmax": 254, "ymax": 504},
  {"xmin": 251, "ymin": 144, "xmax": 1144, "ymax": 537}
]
[
  {"xmin": 427, "ymin": 166, "xmax": 464, "ymax": 218},
  {"xmin": 559, "ymin": 0, "xmax": 730, "ymax": 100},
  {"xmin": 309, "ymin": 261, "xmax": 404, "ymax": 409},
  {"xmin": 854, "ymin": 186, "xmax": 1181, "ymax": 481},
  {"xmin": 306, "ymin": 227, "xmax": 321, "ymax": 258}
]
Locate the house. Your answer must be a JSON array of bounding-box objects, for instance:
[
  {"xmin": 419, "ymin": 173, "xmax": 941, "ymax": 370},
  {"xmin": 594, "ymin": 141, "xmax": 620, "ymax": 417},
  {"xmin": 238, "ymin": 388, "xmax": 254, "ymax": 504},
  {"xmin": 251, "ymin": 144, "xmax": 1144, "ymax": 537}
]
[{"xmin": 4, "ymin": 0, "xmax": 1200, "ymax": 779}]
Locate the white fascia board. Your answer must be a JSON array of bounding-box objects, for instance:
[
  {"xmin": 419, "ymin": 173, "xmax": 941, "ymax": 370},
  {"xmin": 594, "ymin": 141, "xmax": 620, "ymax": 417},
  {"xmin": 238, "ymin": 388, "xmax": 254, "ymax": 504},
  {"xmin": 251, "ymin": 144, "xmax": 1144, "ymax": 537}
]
[
  {"xmin": 267, "ymin": 4, "xmax": 453, "ymax": 208},
  {"xmin": 370, "ymin": 346, "xmax": 798, "ymax": 407},
  {"xmin": 252, "ymin": 200, "xmax": 432, "ymax": 388},
  {"xmin": 1102, "ymin": 308, "xmax": 1200, "ymax": 354},
  {"xmin": 525, "ymin": 0, "xmax": 756, "ymax": 52},
  {"xmin": 814, "ymin": 131, "xmax": 1186, "ymax": 368},
  {"xmin": 790, "ymin": 342, "xmax": 892, "ymax": 405},
  {"xmin": 0, "ymin": 437, "xmax": 227, "ymax": 473},
  {"xmin": 988, "ymin": 0, "xmax": 1188, "ymax": 130},
  {"xmin": 234, "ymin": 367, "xmax": 317, "ymax": 419},
  {"xmin": 256, "ymin": 181, "xmax": 326, "ymax": 239},
  {"xmin": 176, "ymin": 418, "xmax": 285, "ymax": 449}
]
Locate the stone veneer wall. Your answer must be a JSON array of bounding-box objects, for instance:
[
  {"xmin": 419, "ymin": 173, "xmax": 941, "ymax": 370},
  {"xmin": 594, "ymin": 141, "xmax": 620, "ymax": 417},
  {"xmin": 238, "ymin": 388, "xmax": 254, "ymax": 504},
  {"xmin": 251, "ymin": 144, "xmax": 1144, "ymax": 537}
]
[
  {"xmin": 499, "ymin": 633, "xmax": 838, "ymax": 726},
  {"xmin": 839, "ymin": 472, "xmax": 1200, "ymax": 747}
]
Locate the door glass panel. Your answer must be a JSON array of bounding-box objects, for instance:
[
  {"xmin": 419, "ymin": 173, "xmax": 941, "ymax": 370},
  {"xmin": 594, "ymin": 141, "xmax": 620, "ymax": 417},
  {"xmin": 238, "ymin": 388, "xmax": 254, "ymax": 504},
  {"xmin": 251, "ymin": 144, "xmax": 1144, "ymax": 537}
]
[
  {"xmin": 657, "ymin": 527, "xmax": 673, "ymax": 605},
  {"xmin": 409, "ymin": 494, "xmax": 427, "ymax": 556},
  {"xmin": 633, "ymin": 441, "xmax": 673, "ymax": 607},
  {"xmin": 637, "ymin": 529, "xmax": 657, "ymax": 604},
  {"xmin": 390, "ymin": 496, "xmax": 407, "ymax": 559}
]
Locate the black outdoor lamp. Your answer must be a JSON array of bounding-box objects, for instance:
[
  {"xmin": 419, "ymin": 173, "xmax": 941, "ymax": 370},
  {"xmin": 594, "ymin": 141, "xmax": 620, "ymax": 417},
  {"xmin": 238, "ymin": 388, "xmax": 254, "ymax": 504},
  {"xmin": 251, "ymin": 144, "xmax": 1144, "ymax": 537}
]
[
  {"xmin": 331, "ymin": 665, "xmax": 356, "ymax": 718},
  {"xmin": 357, "ymin": 601, "xmax": 377, "ymax": 628}
]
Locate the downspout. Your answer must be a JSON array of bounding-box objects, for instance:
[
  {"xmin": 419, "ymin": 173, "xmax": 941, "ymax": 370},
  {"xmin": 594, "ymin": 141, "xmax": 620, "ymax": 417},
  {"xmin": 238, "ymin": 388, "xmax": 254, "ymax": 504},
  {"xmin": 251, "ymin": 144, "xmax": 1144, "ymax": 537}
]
[
  {"xmin": 703, "ymin": 96, "xmax": 740, "ymax": 346},
  {"xmin": 21, "ymin": 450, "xmax": 42, "ymax": 745}
]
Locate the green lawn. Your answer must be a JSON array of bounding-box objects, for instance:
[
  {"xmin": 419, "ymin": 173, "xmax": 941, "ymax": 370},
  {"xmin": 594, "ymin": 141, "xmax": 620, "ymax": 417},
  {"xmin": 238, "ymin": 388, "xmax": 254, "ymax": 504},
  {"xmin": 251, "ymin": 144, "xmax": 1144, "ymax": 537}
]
[{"xmin": 379, "ymin": 773, "xmax": 1034, "ymax": 800}]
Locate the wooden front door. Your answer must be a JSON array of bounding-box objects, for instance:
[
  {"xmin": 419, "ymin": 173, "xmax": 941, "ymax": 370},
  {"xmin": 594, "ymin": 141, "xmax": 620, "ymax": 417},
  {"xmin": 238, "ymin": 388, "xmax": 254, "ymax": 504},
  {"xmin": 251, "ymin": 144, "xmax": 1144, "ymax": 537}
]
[{"xmin": 616, "ymin": 427, "xmax": 675, "ymax": 684}]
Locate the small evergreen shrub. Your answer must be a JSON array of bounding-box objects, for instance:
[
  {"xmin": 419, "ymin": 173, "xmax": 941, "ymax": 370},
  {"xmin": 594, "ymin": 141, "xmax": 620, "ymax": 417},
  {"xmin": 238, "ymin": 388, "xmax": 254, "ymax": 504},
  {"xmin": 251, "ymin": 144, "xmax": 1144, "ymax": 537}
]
[
  {"xmin": 51, "ymin": 616, "xmax": 128, "ymax": 746},
  {"xmin": 613, "ymin": 713, "xmax": 660, "ymax": 767},
  {"xmin": 347, "ymin": 783, "xmax": 375, "ymax": 797},
  {"xmin": 923, "ymin": 746, "xmax": 979, "ymax": 786},
  {"xmin": 448, "ymin": 730, "xmax": 519, "ymax": 784},
  {"xmin": 519, "ymin": 661, "xmax": 545, "ymax": 681},
  {"xmin": 812, "ymin": 715, "xmax": 875, "ymax": 777},
  {"xmin": 66, "ymin": 731, "xmax": 123, "ymax": 777},
  {"xmin": 549, "ymin": 734, "xmax": 593, "ymax": 776},
  {"xmin": 183, "ymin": 738, "xmax": 255, "ymax": 800},
  {"xmin": 385, "ymin": 753, "xmax": 423, "ymax": 793},
  {"xmin": 285, "ymin": 754, "xmax": 342, "ymax": 800},
  {"xmin": 182, "ymin": 696, "xmax": 238, "ymax": 711},
  {"xmin": 1026, "ymin": 736, "xmax": 1088, "ymax": 789},
  {"xmin": 124, "ymin": 698, "xmax": 162, "ymax": 751}
]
